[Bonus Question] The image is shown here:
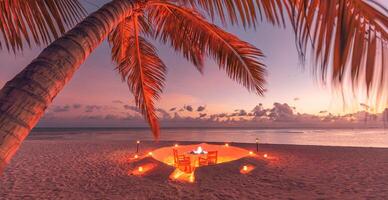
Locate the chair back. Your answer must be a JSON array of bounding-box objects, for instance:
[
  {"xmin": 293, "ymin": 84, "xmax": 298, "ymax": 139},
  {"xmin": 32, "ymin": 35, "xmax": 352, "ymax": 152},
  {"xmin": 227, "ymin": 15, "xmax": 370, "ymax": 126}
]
[
  {"xmin": 207, "ymin": 151, "xmax": 218, "ymax": 164},
  {"xmin": 173, "ymin": 149, "xmax": 178, "ymax": 165}
]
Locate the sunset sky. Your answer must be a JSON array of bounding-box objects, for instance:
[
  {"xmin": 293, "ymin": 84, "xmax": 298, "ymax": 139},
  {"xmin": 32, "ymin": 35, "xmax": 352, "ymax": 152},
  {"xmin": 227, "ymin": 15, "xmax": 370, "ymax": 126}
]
[{"xmin": 0, "ymin": 0, "xmax": 387, "ymax": 127}]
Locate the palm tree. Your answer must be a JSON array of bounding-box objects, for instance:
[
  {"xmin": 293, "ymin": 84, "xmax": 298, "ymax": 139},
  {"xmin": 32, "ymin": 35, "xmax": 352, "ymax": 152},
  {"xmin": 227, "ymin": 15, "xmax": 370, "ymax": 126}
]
[{"xmin": 0, "ymin": 0, "xmax": 386, "ymax": 173}]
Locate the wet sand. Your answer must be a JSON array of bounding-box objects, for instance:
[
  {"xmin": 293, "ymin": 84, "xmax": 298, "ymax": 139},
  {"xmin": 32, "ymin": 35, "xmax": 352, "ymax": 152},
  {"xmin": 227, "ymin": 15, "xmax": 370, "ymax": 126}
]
[{"xmin": 1, "ymin": 138, "xmax": 388, "ymax": 199}]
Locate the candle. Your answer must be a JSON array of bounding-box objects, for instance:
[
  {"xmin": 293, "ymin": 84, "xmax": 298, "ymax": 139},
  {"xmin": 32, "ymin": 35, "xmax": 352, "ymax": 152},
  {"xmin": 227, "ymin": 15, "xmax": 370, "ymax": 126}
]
[
  {"xmin": 243, "ymin": 165, "xmax": 248, "ymax": 171},
  {"xmin": 136, "ymin": 141, "xmax": 140, "ymax": 153}
]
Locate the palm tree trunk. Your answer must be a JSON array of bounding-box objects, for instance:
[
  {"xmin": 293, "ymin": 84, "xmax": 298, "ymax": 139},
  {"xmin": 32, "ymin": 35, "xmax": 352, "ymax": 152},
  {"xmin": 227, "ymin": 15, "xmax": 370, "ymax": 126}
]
[{"xmin": 0, "ymin": 0, "xmax": 133, "ymax": 174}]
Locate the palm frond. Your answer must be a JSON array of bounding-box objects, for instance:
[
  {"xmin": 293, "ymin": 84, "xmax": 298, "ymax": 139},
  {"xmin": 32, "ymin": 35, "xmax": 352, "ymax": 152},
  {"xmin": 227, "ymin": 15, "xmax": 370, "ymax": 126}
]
[
  {"xmin": 177, "ymin": 0, "xmax": 286, "ymax": 27},
  {"xmin": 0, "ymin": 0, "xmax": 86, "ymax": 52},
  {"xmin": 147, "ymin": 3, "xmax": 205, "ymax": 73},
  {"xmin": 286, "ymin": 0, "xmax": 388, "ymax": 107},
  {"xmin": 148, "ymin": 1, "xmax": 266, "ymax": 95},
  {"xmin": 108, "ymin": 14, "xmax": 166, "ymax": 138}
]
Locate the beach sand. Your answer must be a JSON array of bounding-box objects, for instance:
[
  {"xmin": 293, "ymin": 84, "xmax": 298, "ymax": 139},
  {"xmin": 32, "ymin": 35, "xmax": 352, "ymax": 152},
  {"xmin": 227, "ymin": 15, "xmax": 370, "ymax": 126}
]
[{"xmin": 1, "ymin": 138, "xmax": 388, "ymax": 199}]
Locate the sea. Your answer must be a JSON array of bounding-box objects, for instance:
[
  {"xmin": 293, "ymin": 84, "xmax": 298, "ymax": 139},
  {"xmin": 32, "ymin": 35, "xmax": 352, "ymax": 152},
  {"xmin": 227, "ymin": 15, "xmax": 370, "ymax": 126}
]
[{"xmin": 30, "ymin": 127, "xmax": 388, "ymax": 148}]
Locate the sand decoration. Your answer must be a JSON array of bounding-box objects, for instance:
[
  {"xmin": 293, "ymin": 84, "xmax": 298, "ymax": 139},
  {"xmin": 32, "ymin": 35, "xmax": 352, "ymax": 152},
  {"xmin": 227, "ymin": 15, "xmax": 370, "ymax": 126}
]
[{"xmin": 151, "ymin": 143, "xmax": 255, "ymax": 182}]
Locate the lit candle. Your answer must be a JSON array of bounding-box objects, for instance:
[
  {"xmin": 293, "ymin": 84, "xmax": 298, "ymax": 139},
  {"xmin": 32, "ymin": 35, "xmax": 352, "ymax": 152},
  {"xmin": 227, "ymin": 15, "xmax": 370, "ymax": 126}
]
[{"xmin": 136, "ymin": 141, "xmax": 140, "ymax": 153}]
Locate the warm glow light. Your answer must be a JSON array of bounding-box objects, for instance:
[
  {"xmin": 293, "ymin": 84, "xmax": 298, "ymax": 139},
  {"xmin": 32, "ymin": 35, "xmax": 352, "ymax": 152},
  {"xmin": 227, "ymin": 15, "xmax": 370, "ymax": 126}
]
[
  {"xmin": 174, "ymin": 144, "xmax": 179, "ymax": 147},
  {"xmin": 225, "ymin": 143, "xmax": 229, "ymax": 147},
  {"xmin": 249, "ymin": 151, "xmax": 253, "ymax": 155},
  {"xmin": 264, "ymin": 154, "xmax": 268, "ymax": 158},
  {"xmin": 189, "ymin": 174, "xmax": 195, "ymax": 183},
  {"xmin": 131, "ymin": 163, "xmax": 157, "ymax": 176},
  {"xmin": 134, "ymin": 154, "xmax": 139, "ymax": 159},
  {"xmin": 137, "ymin": 141, "xmax": 140, "ymax": 144},
  {"xmin": 148, "ymin": 152, "xmax": 153, "ymax": 156},
  {"xmin": 240, "ymin": 164, "xmax": 255, "ymax": 174},
  {"xmin": 169, "ymin": 169, "xmax": 195, "ymax": 183}
]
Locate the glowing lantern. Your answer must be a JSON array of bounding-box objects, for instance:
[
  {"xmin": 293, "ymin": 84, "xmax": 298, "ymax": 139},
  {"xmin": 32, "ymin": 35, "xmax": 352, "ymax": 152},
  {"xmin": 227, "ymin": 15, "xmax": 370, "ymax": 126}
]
[
  {"xmin": 243, "ymin": 165, "xmax": 248, "ymax": 171},
  {"xmin": 240, "ymin": 165, "xmax": 254, "ymax": 174}
]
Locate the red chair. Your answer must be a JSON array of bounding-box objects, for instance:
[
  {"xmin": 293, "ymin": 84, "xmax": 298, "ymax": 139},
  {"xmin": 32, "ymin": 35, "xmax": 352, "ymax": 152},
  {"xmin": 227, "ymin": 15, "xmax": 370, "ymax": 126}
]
[
  {"xmin": 207, "ymin": 151, "xmax": 218, "ymax": 165},
  {"xmin": 198, "ymin": 151, "xmax": 218, "ymax": 166},
  {"xmin": 173, "ymin": 149, "xmax": 192, "ymax": 173}
]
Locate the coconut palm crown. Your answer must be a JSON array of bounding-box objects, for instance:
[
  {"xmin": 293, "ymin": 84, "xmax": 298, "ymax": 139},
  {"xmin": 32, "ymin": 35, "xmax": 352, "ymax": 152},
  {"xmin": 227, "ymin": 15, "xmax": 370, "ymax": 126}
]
[
  {"xmin": 108, "ymin": 0, "xmax": 267, "ymax": 138},
  {"xmin": 108, "ymin": 0, "xmax": 387, "ymax": 137}
]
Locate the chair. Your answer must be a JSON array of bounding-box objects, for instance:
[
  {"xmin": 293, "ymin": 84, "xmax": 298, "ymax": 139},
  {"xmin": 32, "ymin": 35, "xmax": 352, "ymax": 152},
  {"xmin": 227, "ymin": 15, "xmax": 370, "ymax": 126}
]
[
  {"xmin": 198, "ymin": 151, "xmax": 218, "ymax": 166},
  {"xmin": 173, "ymin": 149, "xmax": 192, "ymax": 173}
]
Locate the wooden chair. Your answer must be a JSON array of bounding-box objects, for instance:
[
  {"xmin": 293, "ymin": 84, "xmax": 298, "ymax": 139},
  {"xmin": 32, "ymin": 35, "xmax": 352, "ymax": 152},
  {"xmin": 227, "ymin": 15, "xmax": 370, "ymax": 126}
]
[
  {"xmin": 198, "ymin": 151, "xmax": 218, "ymax": 166},
  {"xmin": 207, "ymin": 151, "xmax": 218, "ymax": 165},
  {"xmin": 173, "ymin": 149, "xmax": 192, "ymax": 173}
]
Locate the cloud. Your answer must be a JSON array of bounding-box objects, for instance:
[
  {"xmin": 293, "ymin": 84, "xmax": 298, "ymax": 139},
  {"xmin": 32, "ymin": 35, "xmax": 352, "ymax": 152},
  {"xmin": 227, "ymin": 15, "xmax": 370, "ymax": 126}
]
[
  {"xmin": 268, "ymin": 103, "xmax": 295, "ymax": 122},
  {"xmin": 113, "ymin": 100, "xmax": 124, "ymax": 104},
  {"xmin": 52, "ymin": 105, "xmax": 71, "ymax": 113},
  {"xmin": 199, "ymin": 113, "xmax": 207, "ymax": 118},
  {"xmin": 197, "ymin": 106, "xmax": 206, "ymax": 112},
  {"xmin": 39, "ymin": 101, "xmax": 388, "ymax": 129},
  {"xmin": 123, "ymin": 105, "xmax": 140, "ymax": 113},
  {"xmin": 184, "ymin": 105, "xmax": 193, "ymax": 112},
  {"xmin": 157, "ymin": 108, "xmax": 171, "ymax": 119},
  {"xmin": 73, "ymin": 104, "xmax": 82, "ymax": 109},
  {"xmin": 85, "ymin": 105, "xmax": 102, "ymax": 113}
]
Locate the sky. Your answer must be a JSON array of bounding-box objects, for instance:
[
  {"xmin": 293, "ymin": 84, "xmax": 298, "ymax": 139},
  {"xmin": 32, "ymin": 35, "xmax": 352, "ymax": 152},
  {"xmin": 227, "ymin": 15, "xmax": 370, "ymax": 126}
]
[{"xmin": 0, "ymin": 0, "xmax": 387, "ymax": 128}]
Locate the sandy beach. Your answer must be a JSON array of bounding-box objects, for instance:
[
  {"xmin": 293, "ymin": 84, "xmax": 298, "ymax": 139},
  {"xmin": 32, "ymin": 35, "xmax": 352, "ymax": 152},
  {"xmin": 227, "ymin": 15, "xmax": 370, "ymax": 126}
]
[{"xmin": 1, "ymin": 138, "xmax": 388, "ymax": 200}]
